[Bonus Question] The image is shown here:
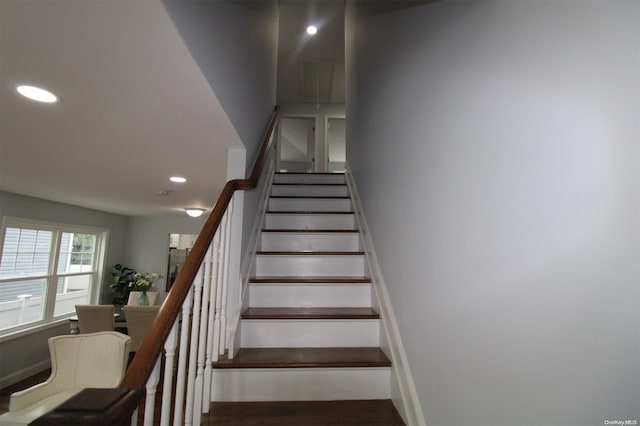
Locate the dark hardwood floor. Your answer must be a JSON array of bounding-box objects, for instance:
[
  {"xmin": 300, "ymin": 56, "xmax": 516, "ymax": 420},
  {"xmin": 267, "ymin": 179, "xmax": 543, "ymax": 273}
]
[{"xmin": 1, "ymin": 371, "xmax": 405, "ymax": 425}]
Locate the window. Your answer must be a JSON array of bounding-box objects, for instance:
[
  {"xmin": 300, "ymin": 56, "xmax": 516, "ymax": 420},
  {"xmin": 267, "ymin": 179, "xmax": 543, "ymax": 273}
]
[{"xmin": 0, "ymin": 218, "xmax": 107, "ymax": 335}]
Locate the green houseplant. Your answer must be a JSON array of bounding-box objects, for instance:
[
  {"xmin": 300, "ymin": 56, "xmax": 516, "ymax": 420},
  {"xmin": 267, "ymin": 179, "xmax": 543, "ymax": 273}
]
[{"xmin": 110, "ymin": 264, "xmax": 137, "ymax": 305}]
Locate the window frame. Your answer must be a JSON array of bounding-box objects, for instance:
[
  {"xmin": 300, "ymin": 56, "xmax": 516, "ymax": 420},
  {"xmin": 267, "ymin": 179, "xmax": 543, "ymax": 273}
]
[{"xmin": 0, "ymin": 216, "xmax": 108, "ymax": 341}]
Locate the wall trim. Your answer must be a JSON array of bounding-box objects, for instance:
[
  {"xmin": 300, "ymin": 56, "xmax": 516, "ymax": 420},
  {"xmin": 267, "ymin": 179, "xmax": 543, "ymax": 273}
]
[{"xmin": 345, "ymin": 165, "xmax": 426, "ymax": 426}]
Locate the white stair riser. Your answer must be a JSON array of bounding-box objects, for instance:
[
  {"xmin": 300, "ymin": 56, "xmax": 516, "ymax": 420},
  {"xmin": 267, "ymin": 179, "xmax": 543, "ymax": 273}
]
[
  {"xmin": 248, "ymin": 283, "xmax": 372, "ymax": 308},
  {"xmin": 269, "ymin": 198, "xmax": 352, "ymax": 212},
  {"xmin": 273, "ymin": 174, "xmax": 346, "ymax": 184},
  {"xmin": 255, "ymin": 255, "xmax": 366, "ymax": 277},
  {"xmin": 271, "ymin": 185, "xmax": 349, "ymax": 197},
  {"xmin": 264, "ymin": 213, "xmax": 356, "ymax": 230},
  {"xmin": 211, "ymin": 368, "xmax": 391, "ymax": 401},
  {"xmin": 260, "ymin": 232, "xmax": 361, "ymax": 252},
  {"xmin": 240, "ymin": 320, "xmax": 379, "ymax": 347}
]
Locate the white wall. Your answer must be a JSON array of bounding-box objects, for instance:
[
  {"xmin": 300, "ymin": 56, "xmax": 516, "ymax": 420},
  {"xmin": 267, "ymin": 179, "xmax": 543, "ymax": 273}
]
[
  {"xmin": 346, "ymin": 1, "xmax": 639, "ymax": 425},
  {"xmin": 162, "ymin": 0, "xmax": 279, "ymax": 256},
  {"xmin": 0, "ymin": 191, "xmax": 128, "ymax": 386}
]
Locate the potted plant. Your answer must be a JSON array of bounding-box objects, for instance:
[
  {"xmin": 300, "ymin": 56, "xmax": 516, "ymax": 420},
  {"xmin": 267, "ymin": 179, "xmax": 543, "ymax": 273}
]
[{"xmin": 110, "ymin": 264, "xmax": 137, "ymax": 306}]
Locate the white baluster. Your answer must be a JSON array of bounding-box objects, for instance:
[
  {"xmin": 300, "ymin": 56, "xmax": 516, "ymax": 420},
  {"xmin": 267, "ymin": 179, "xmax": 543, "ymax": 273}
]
[
  {"xmin": 184, "ymin": 264, "xmax": 204, "ymax": 426},
  {"xmin": 160, "ymin": 319, "xmax": 179, "ymax": 426},
  {"xmin": 143, "ymin": 358, "xmax": 161, "ymax": 426},
  {"xmin": 131, "ymin": 408, "xmax": 138, "ymax": 426},
  {"xmin": 212, "ymin": 210, "xmax": 228, "ymax": 360},
  {"xmin": 202, "ymin": 230, "xmax": 221, "ymax": 412},
  {"xmin": 193, "ymin": 242, "xmax": 214, "ymax": 425},
  {"xmin": 173, "ymin": 288, "xmax": 193, "ymax": 426},
  {"xmin": 219, "ymin": 199, "xmax": 233, "ymax": 356}
]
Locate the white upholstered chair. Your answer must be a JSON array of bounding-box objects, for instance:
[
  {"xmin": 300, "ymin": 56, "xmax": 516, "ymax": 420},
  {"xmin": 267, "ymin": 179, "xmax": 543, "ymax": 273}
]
[
  {"xmin": 122, "ymin": 305, "xmax": 160, "ymax": 352},
  {"xmin": 126, "ymin": 291, "xmax": 159, "ymax": 306},
  {"xmin": 74, "ymin": 304, "xmax": 115, "ymax": 334},
  {"xmin": 0, "ymin": 331, "xmax": 131, "ymax": 426}
]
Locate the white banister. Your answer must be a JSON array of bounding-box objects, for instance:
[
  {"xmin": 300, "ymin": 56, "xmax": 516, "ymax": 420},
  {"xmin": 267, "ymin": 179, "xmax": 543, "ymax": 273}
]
[
  {"xmin": 184, "ymin": 264, "xmax": 205, "ymax": 426},
  {"xmin": 193, "ymin": 240, "xmax": 215, "ymax": 426},
  {"xmin": 160, "ymin": 320, "xmax": 179, "ymax": 426},
  {"xmin": 219, "ymin": 198, "xmax": 233, "ymax": 356},
  {"xmin": 143, "ymin": 359, "xmax": 161, "ymax": 426},
  {"xmin": 202, "ymin": 230, "xmax": 221, "ymax": 412},
  {"xmin": 131, "ymin": 408, "xmax": 138, "ymax": 426},
  {"xmin": 172, "ymin": 288, "xmax": 193, "ymax": 426},
  {"xmin": 137, "ymin": 177, "xmax": 260, "ymax": 425},
  {"xmin": 212, "ymin": 210, "xmax": 228, "ymax": 361}
]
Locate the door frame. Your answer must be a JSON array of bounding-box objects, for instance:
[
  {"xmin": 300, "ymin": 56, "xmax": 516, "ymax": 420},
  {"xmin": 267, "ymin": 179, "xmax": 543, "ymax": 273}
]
[
  {"xmin": 324, "ymin": 114, "xmax": 346, "ymax": 172},
  {"xmin": 277, "ymin": 114, "xmax": 317, "ymax": 172}
]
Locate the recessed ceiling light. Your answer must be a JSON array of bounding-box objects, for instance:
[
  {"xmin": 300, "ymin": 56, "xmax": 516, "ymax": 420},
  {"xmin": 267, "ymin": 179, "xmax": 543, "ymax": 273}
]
[
  {"xmin": 306, "ymin": 25, "xmax": 318, "ymax": 35},
  {"xmin": 16, "ymin": 85, "xmax": 58, "ymax": 103},
  {"xmin": 184, "ymin": 208, "xmax": 205, "ymax": 218},
  {"xmin": 170, "ymin": 176, "xmax": 187, "ymax": 183}
]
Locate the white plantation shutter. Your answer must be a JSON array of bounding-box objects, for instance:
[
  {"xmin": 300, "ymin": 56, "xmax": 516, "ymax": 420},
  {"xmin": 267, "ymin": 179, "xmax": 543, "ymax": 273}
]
[
  {"xmin": 0, "ymin": 227, "xmax": 52, "ymax": 278},
  {"xmin": 0, "ymin": 219, "xmax": 107, "ymax": 334}
]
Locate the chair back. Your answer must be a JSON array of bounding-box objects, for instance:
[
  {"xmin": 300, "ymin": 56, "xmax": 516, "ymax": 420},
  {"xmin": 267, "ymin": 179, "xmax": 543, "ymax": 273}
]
[
  {"xmin": 49, "ymin": 331, "xmax": 131, "ymax": 390},
  {"xmin": 127, "ymin": 291, "xmax": 160, "ymax": 306},
  {"xmin": 122, "ymin": 305, "xmax": 160, "ymax": 352},
  {"xmin": 75, "ymin": 304, "xmax": 115, "ymax": 334}
]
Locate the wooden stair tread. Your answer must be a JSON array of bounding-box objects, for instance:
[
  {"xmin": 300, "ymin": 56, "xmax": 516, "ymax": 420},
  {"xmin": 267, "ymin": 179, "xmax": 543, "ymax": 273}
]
[
  {"xmin": 275, "ymin": 172, "xmax": 345, "ymax": 175},
  {"xmin": 242, "ymin": 307, "xmax": 379, "ymax": 320},
  {"xmin": 256, "ymin": 251, "xmax": 364, "ymax": 255},
  {"xmin": 270, "ymin": 195, "xmax": 350, "ymax": 199},
  {"xmin": 261, "ymin": 229, "xmax": 358, "ymax": 233},
  {"xmin": 208, "ymin": 399, "xmax": 405, "ymax": 425},
  {"xmin": 266, "ymin": 210, "xmax": 354, "ymax": 214},
  {"xmin": 272, "ymin": 182, "xmax": 347, "ymax": 186},
  {"xmin": 212, "ymin": 347, "xmax": 391, "ymax": 368},
  {"xmin": 249, "ymin": 276, "xmax": 372, "ymax": 283}
]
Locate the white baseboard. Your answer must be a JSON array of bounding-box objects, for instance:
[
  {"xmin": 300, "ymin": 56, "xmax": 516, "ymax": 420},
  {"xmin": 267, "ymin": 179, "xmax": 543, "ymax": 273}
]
[
  {"xmin": 0, "ymin": 359, "xmax": 51, "ymax": 388},
  {"xmin": 345, "ymin": 165, "xmax": 426, "ymax": 426}
]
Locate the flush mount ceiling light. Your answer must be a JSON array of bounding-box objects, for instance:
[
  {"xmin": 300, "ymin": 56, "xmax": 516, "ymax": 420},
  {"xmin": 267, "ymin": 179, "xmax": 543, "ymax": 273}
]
[
  {"xmin": 170, "ymin": 176, "xmax": 187, "ymax": 183},
  {"xmin": 184, "ymin": 208, "xmax": 205, "ymax": 218},
  {"xmin": 306, "ymin": 25, "xmax": 318, "ymax": 35},
  {"xmin": 16, "ymin": 85, "xmax": 58, "ymax": 103}
]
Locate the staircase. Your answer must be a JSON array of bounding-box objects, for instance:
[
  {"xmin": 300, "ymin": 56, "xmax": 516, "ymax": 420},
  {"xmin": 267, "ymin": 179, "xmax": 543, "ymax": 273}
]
[{"xmin": 211, "ymin": 173, "xmax": 401, "ymax": 421}]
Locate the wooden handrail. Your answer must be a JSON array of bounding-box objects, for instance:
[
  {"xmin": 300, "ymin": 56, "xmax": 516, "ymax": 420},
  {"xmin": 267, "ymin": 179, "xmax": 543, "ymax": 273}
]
[
  {"xmin": 123, "ymin": 105, "xmax": 279, "ymax": 389},
  {"xmin": 34, "ymin": 106, "xmax": 281, "ymax": 425}
]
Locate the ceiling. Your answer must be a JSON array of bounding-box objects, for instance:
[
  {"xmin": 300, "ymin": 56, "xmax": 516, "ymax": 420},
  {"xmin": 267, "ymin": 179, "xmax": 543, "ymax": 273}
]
[
  {"xmin": 0, "ymin": 0, "xmax": 345, "ymax": 217},
  {"xmin": 276, "ymin": 0, "xmax": 346, "ymax": 104}
]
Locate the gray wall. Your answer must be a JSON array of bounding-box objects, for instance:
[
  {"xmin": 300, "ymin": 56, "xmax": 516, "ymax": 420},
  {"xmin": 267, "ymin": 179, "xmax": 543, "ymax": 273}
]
[
  {"xmin": 162, "ymin": 0, "xmax": 279, "ymax": 254},
  {"xmin": 346, "ymin": 1, "xmax": 639, "ymax": 425},
  {"xmin": 125, "ymin": 215, "xmax": 207, "ymax": 296},
  {"xmin": 0, "ymin": 191, "xmax": 128, "ymax": 385}
]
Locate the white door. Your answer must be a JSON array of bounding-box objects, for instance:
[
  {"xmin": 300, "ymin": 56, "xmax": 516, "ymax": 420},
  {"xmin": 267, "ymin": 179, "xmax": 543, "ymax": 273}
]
[{"xmin": 278, "ymin": 117, "xmax": 315, "ymax": 172}]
